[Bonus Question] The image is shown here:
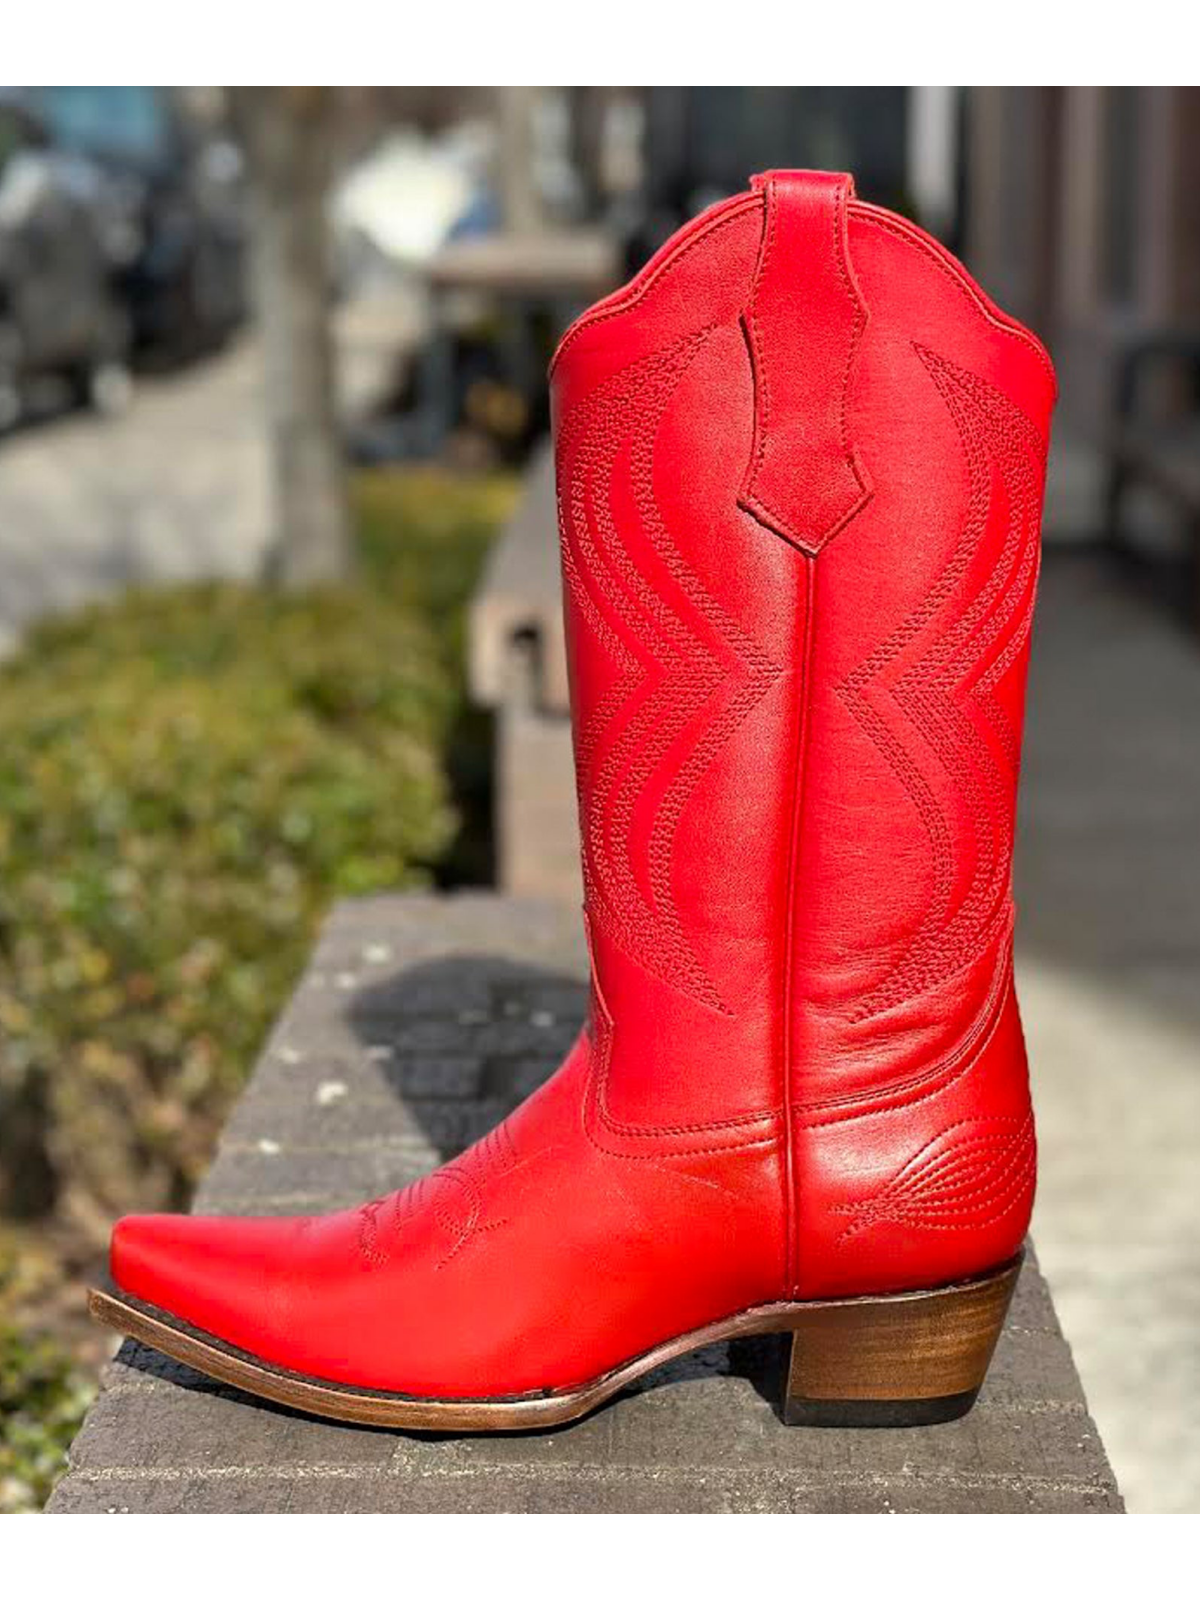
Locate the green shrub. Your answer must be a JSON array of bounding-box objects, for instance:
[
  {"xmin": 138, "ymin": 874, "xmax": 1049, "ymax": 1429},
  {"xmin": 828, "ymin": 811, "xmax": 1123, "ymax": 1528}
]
[
  {"xmin": 355, "ymin": 465, "xmax": 515, "ymax": 645},
  {"xmin": 0, "ymin": 468, "xmax": 514, "ymax": 1228},
  {"xmin": 0, "ymin": 1321, "xmax": 93, "ymax": 1512}
]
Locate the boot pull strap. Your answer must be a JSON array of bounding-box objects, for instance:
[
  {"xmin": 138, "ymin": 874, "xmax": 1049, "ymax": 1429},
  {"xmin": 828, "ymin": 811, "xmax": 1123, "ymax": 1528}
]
[{"xmin": 737, "ymin": 170, "xmax": 872, "ymax": 555}]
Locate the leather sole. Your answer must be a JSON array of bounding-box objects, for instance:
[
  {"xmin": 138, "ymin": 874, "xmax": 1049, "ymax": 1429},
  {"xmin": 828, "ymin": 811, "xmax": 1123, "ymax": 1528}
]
[{"xmin": 89, "ymin": 1254, "xmax": 1020, "ymax": 1432}]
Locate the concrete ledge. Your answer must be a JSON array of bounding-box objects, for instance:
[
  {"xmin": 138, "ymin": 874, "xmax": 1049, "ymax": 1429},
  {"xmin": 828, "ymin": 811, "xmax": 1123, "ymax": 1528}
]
[
  {"xmin": 468, "ymin": 442, "xmax": 567, "ymax": 716},
  {"xmin": 467, "ymin": 444, "xmax": 581, "ymax": 900},
  {"xmin": 50, "ymin": 894, "xmax": 1124, "ymax": 1514}
]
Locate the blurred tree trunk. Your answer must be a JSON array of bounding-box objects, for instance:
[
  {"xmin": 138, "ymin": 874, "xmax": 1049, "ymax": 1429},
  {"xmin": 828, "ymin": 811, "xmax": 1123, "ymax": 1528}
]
[
  {"xmin": 231, "ymin": 87, "xmax": 354, "ymax": 587},
  {"xmin": 495, "ymin": 87, "xmax": 543, "ymax": 234}
]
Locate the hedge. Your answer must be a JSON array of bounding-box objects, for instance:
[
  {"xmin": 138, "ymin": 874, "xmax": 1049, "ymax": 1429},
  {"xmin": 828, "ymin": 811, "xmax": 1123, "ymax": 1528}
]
[{"xmin": 0, "ymin": 467, "xmax": 515, "ymax": 1508}]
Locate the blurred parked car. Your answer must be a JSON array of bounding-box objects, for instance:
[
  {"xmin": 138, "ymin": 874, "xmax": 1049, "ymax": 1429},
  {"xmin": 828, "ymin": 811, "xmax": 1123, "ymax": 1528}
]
[
  {"xmin": 0, "ymin": 95, "xmax": 132, "ymax": 428},
  {"xmin": 26, "ymin": 87, "xmax": 247, "ymax": 356}
]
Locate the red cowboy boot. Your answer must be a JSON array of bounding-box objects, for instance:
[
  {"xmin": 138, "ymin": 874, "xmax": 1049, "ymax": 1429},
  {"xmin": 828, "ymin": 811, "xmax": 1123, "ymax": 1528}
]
[{"xmin": 93, "ymin": 171, "xmax": 1055, "ymax": 1429}]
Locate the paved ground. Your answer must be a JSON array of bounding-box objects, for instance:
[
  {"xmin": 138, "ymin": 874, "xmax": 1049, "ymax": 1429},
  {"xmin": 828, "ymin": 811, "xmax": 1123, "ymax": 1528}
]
[
  {"xmin": 1016, "ymin": 554, "xmax": 1200, "ymax": 1515},
  {"xmin": 50, "ymin": 896, "xmax": 1121, "ymax": 1514},
  {"xmin": 0, "ymin": 290, "xmax": 420, "ymax": 656}
]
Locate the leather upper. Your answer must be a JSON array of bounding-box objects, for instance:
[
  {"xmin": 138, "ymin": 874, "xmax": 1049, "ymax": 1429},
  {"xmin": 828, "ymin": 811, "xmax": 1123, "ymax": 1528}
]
[{"xmin": 110, "ymin": 172, "xmax": 1055, "ymax": 1393}]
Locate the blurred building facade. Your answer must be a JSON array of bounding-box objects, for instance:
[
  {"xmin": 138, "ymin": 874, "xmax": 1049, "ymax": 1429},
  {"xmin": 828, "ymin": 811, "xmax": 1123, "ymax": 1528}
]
[
  {"xmin": 580, "ymin": 88, "xmax": 1198, "ymax": 444},
  {"xmin": 966, "ymin": 87, "xmax": 1199, "ymax": 431}
]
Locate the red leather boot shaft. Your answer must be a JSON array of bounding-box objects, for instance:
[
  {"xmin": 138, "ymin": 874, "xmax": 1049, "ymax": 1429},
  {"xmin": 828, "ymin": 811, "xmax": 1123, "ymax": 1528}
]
[
  {"xmin": 551, "ymin": 190, "xmax": 802, "ymax": 1151},
  {"xmin": 552, "ymin": 172, "xmax": 1055, "ymax": 1296},
  {"xmin": 783, "ymin": 191, "xmax": 1053, "ymax": 1297}
]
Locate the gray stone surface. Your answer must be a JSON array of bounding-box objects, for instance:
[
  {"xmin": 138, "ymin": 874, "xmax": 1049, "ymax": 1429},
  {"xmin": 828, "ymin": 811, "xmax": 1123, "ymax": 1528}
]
[
  {"xmin": 495, "ymin": 703, "xmax": 581, "ymax": 903},
  {"xmin": 468, "ymin": 443, "xmax": 580, "ymax": 900},
  {"xmin": 50, "ymin": 893, "xmax": 1121, "ymax": 1514},
  {"xmin": 468, "ymin": 443, "xmax": 579, "ymax": 899},
  {"xmin": 468, "ymin": 441, "xmax": 567, "ymax": 715},
  {"xmin": 427, "ymin": 229, "xmax": 617, "ymax": 298}
]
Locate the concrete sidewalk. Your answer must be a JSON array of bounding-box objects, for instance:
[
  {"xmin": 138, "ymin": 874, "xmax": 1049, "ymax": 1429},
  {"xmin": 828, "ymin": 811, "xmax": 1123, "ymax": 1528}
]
[
  {"xmin": 1016, "ymin": 554, "xmax": 1200, "ymax": 1514},
  {"xmin": 0, "ymin": 290, "xmax": 420, "ymax": 656}
]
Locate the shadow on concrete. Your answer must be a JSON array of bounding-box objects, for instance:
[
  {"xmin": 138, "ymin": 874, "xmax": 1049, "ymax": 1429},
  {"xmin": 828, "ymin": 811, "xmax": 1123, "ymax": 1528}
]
[{"xmin": 345, "ymin": 951, "xmax": 585, "ymax": 1160}]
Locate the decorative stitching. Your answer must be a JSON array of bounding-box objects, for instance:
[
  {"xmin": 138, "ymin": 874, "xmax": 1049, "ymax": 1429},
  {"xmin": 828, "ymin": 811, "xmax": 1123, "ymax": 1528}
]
[
  {"xmin": 835, "ymin": 345, "xmax": 1046, "ymax": 1022},
  {"xmin": 354, "ymin": 1121, "xmax": 554, "ymax": 1275},
  {"xmin": 832, "ymin": 1110, "xmax": 1036, "ymax": 1243},
  {"xmin": 356, "ymin": 1179, "xmax": 423, "ymax": 1270},
  {"xmin": 557, "ymin": 329, "xmax": 783, "ymax": 1016},
  {"xmin": 549, "ymin": 196, "xmax": 759, "ymax": 377}
]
